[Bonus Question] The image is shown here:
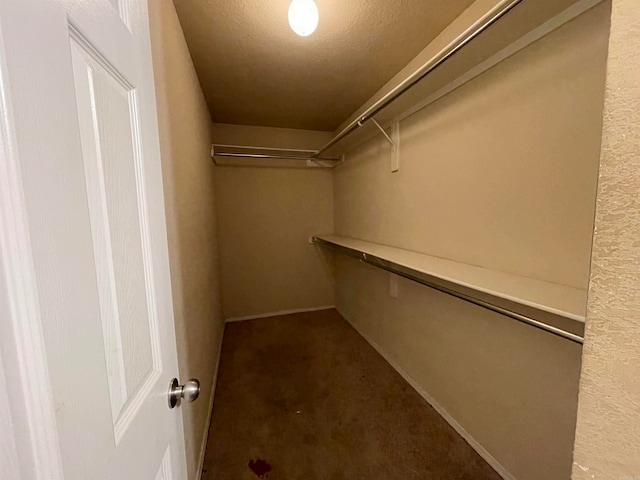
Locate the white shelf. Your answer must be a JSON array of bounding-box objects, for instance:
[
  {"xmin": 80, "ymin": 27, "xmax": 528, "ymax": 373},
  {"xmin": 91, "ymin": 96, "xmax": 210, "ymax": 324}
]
[{"xmin": 316, "ymin": 235, "xmax": 587, "ymax": 322}]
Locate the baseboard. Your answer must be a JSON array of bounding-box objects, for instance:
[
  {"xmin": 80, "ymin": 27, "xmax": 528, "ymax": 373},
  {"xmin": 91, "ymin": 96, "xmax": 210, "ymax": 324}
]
[
  {"xmin": 196, "ymin": 325, "xmax": 225, "ymax": 480},
  {"xmin": 225, "ymin": 305, "xmax": 336, "ymax": 323},
  {"xmin": 337, "ymin": 307, "xmax": 517, "ymax": 480}
]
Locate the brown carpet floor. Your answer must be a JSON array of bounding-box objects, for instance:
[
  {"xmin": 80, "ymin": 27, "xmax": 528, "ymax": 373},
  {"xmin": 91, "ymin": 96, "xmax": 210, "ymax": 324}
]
[{"xmin": 202, "ymin": 308, "xmax": 502, "ymax": 480}]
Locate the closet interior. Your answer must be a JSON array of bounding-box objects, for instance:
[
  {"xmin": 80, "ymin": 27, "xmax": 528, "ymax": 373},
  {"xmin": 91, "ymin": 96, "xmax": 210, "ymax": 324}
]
[{"xmin": 155, "ymin": 0, "xmax": 613, "ymax": 478}]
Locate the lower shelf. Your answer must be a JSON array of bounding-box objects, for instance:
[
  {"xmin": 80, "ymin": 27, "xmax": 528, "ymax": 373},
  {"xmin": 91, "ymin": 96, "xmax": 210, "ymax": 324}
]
[{"xmin": 313, "ymin": 234, "xmax": 586, "ymax": 344}]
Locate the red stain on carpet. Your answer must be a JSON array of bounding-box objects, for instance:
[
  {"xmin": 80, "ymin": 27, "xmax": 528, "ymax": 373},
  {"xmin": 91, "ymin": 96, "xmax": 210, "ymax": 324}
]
[{"xmin": 248, "ymin": 459, "xmax": 271, "ymax": 478}]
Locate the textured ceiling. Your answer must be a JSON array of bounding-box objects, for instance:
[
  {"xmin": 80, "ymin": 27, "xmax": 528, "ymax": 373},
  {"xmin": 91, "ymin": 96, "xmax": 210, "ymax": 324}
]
[{"xmin": 173, "ymin": 0, "xmax": 475, "ymax": 131}]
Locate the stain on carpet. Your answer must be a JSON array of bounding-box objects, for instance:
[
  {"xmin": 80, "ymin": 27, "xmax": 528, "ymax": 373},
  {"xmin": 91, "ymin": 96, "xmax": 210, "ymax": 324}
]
[{"xmin": 248, "ymin": 458, "xmax": 271, "ymax": 478}]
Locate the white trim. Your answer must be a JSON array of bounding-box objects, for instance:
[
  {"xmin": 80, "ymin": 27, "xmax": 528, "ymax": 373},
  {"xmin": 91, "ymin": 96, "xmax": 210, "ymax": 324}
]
[
  {"xmin": 225, "ymin": 305, "xmax": 336, "ymax": 323},
  {"xmin": 0, "ymin": 6, "xmax": 64, "ymax": 477},
  {"xmin": 70, "ymin": 39, "xmax": 129, "ymax": 424},
  {"xmin": 114, "ymin": 369, "xmax": 162, "ymax": 444},
  {"xmin": 196, "ymin": 326, "xmax": 225, "ymax": 480},
  {"xmin": 337, "ymin": 307, "xmax": 516, "ymax": 480},
  {"xmin": 0, "ymin": 352, "xmax": 20, "ymax": 479}
]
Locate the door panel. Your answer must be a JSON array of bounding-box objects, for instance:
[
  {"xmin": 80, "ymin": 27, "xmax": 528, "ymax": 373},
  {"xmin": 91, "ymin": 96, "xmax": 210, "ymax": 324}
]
[
  {"xmin": 70, "ymin": 36, "xmax": 161, "ymax": 435},
  {"xmin": 0, "ymin": 0, "xmax": 186, "ymax": 478},
  {"xmin": 154, "ymin": 448, "xmax": 174, "ymax": 480}
]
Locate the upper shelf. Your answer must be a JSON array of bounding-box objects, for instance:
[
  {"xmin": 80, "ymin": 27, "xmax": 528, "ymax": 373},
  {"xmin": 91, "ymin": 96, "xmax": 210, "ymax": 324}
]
[
  {"xmin": 211, "ymin": 144, "xmax": 342, "ymax": 168},
  {"xmin": 209, "ymin": 1, "xmax": 601, "ymax": 166},
  {"xmin": 315, "ymin": 235, "xmax": 587, "ymax": 323},
  {"xmin": 318, "ymin": 0, "xmax": 602, "ymax": 158}
]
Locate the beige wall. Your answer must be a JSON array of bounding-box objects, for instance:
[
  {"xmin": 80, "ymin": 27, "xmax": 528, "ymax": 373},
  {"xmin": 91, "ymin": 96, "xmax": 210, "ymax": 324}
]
[
  {"xmin": 572, "ymin": 0, "xmax": 640, "ymax": 477},
  {"xmin": 334, "ymin": 4, "xmax": 609, "ymax": 480},
  {"xmin": 149, "ymin": 2, "xmax": 224, "ymax": 479},
  {"xmin": 215, "ymin": 165, "xmax": 334, "ymax": 319},
  {"xmin": 336, "ymin": 4, "xmax": 608, "ymax": 289},
  {"xmin": 212, "ymin": 123, "xmax": 333, "ymax": 150}
]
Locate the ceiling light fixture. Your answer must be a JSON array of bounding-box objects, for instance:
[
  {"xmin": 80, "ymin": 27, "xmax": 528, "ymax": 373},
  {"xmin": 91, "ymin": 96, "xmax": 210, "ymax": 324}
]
[{"xmin": 288, "ymin": 0, "xmax": 319, "ymax": 37}]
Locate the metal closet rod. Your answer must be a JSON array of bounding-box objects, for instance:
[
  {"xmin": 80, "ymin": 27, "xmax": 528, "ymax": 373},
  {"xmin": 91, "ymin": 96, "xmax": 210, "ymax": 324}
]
[
  {"xmin": 214, "ymin": 152, "xmax": 341, "ymax": 162},
  {"xmin": 313, "ymin": 0, "xmax": 523, "ymax": 158},
  {"xmin": 312, "ymin": 237, "xmax": 584, "ymax": 345},
  {"xmin": 212, "ymin": 144, "xmax": 341, "ymax": 162}
]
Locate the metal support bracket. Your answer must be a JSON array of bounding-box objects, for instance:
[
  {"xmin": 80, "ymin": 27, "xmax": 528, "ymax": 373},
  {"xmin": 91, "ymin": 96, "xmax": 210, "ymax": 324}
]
[
  {"xmin": 210, "ymin": 144, "xmax": 218, "ymax": 165},
  {"xmin": 391, "ymin": 121, "xmax": 400, "ymax": 172},
  {"xmin": 370, "ymin": 118, "xmax": 395, "ymax": 147},
  {"xmin": 307, "ymin": 154, "xmax": 345, "ymax": 168},
  {"xmin": 368, "ymin": 119, "xmax": 400, "ymax": 172}
]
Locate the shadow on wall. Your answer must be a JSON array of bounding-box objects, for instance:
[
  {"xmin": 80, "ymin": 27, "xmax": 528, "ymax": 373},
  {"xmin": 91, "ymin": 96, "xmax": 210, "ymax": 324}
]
[
  {"xmin": 214, "ymin": 166, "xmax": 335, "ymax": 320},
  {"xmin": 148, "ymin": 1, "xmax": 224, "ymax": 479}
]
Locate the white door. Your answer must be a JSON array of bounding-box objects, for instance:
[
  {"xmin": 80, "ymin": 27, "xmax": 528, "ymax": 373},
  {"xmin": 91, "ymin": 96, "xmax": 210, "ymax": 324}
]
[{"xmin": 0, "ymin": 1, "xmax": 189, "ymax": 479}]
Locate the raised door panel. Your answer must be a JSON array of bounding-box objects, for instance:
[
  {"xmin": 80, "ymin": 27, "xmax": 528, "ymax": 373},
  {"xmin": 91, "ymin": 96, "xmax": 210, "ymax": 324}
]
[{"xmin": 70, "ymin": 34, "xmax": 162, "ymax": 442}]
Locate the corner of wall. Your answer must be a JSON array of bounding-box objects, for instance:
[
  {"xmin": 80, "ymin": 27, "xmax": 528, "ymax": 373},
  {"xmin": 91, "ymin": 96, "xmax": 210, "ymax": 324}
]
[{"xmin": 148, "ymin": 2, "xmax": 224, "ymax": 479}]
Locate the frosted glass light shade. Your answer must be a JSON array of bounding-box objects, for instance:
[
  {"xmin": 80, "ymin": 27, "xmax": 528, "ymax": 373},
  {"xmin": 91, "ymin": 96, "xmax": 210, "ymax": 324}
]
[{"xmin": 288, "ymin": 0, "xmax": 319, "ymax": 37}]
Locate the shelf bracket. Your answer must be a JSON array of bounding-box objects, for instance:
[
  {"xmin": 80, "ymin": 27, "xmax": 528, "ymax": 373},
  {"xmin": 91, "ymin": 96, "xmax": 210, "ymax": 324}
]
[
  {"xmin": 391, "ymin": 121, "xmax": 400, "ymax": 172},
  {"xmin": 306, "ymin": 154, "xmax": 345, "ymax": 168},
  {"xmin": 210, "ymin": 145, "xmax": 218, "ymax": 165},
  {"xmin": 370, "ymin": 118, "xmax": 395, "ymax": 147},
  {"xmin": 367, "ymin": 119, "xmax": 400, "ymax": 172}
]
